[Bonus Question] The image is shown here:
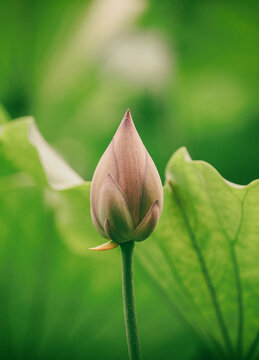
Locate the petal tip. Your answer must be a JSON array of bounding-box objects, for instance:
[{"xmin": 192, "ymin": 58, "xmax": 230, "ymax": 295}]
[
  {"xmin": 102, "ymin": 173, "xmax": 118, "ymax": 188},
  {"xmin": 105, "ymin": 173, "xmax": 113, "ymax": 181},
  {"xmin": 125, "ymin": 108, "xmax": 131, "ymax": 118},
  {"xmin": 122, "ymin": 108, "xmax": 133, "ymax": 127}
]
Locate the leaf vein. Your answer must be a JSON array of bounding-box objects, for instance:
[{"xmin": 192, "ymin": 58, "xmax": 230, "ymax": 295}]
[{"xmin": 170, "ymin": 182, "xmax": 234, "ymax": 356}]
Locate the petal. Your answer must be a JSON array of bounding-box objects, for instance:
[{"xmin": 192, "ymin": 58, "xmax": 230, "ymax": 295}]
[
  {"xmin": 132, "ymin": 200, "xmax": 160, "ymax": 242},
  {"xmin": 97, "ymin": 174, "xmax": 135, "ymax": 234},
  {"xmin": 113, "ymin": 109, "xmax": 147, "ymax": 223},
  {"xmin": 90, "ymin": 138, "xmax": 119, "ymax": 233},
  {"xmin": 139, "ymin": 154, "xmax": 163, "ymax": 221},
  {"xmin": 88, "ymin": 240, "xmax": 119, "ymax": 251},
  {"xmin": 104, "ymin": 219, "xmax": 129, "ymax": 243}
]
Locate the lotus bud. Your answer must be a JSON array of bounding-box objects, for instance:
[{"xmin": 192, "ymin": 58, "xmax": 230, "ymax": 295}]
[{"xmin": 90, "ymin": 109, "xmax": 163, "ymax": 250}]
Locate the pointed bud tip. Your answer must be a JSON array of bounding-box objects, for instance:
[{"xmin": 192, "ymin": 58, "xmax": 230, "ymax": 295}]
[
  {"xmin": 122, "ymin": 108, "xmax": 134, "ymax": 127},
  {"xmin": 105, "ymin": 173, "xmax": 113, "ymax": 182},
  {"xmin": 125, "ymin": 108, "xmax": 131, "ymax": 118}
]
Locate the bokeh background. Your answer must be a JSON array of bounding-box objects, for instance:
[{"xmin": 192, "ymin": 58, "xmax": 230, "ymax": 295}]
[
  {"xmin": 0, "ymin": 0, "xmax": 258, "ymax": 359},
  {"xmin": 1, "ymin": 0, "xmax": 259, "ymax": 185}
]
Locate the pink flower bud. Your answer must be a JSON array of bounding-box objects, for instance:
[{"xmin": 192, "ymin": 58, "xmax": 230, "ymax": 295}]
[{"xmin": 90, "ymin": 110, "xmax": 163, "ymax": 248}]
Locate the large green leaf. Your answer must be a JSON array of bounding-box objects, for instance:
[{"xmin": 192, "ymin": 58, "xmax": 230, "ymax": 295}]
[
  {"xmin": 138, "ymin": 148, "xmax": 259, "ymax": 360},
  {"xmin": 0, "ymin": 184, "xmax": 128, "ymax": 360}
]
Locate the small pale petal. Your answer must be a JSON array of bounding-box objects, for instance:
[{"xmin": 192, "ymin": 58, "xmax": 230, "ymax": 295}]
[
  {"xmin": 97, "ymin": 174, "xmax": 135, "ymax": 233},
  {"xmin": 89, "ymin": 240, "xmax": 119, "ymax": 251},
  {"xmin": 139, "ymin": 154, "xmax": 163, "ymax": 221},
  {"xmin": 133, "ymin": 200, "xmax": 160, "ymax": 242},
  {"xmin": 90, "ymin": 139, "xmax": 119, "ymax": 233},
  {"xmin": 104, "ymin": 219, "xmax": 129, "ymax": 243}
]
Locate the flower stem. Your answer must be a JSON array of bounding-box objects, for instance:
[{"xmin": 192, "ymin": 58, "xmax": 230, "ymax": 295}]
[{"xmin": 120, "ymin": 241, "xmax": 141, "ymax": 360}]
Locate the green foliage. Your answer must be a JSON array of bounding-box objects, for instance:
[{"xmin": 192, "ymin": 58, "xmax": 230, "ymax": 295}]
[
  {"xmin": 139, "ymin": 148, "xmax": 259, "ymax": 359},
  {"xmin": 0, "ymin": 104, "xmax": 10, "ymax": 124},
  {"xmin": 0, "ymin": 115, "xmax": 200, "ymax": 359},
  {"xmin": 1, "ymin": 113, "xmax": 258, "ymax": 359},
  {"xmin": 1, "ymin": 0, "xmax": 258, "ymax": 185},
  {"xmin": 1, "ymin": 1, "xmax": 258, "ymax": 359}
]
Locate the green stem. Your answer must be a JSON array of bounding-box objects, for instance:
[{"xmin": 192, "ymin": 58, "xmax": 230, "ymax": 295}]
[{"xmin": 121, "ymin": 241, "xmax": 141, "ymax": 360}]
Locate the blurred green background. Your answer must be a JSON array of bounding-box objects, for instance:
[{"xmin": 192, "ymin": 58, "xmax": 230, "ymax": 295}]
[{"xmin": 0, "ymin": 0, "xmax": 258, "ymax": 359}]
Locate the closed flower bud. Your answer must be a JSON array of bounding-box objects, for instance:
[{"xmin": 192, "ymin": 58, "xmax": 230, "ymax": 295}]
[{"xmin": 90, "ymin": 109, "xmax": 163, "ymax": 250}]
